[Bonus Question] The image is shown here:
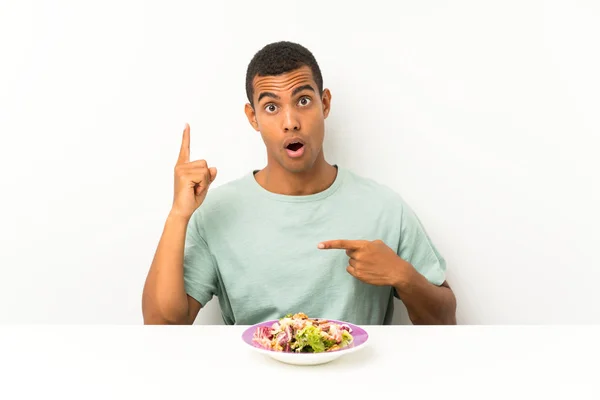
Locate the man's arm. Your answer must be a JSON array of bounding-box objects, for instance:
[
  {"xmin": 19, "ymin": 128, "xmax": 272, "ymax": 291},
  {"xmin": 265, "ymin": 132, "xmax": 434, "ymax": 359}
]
[
  {"xmin": 318, "ymin": 239, "xmax": 457, "ymax": 325},
  {"xmin": 392, "ymin": 198, "xmax": 456, "ymax": 324},
  {"xmin": 142, "ymin": 212, "xmax": 202, "ymax": 325},
  {"xmin": 142, "ymin": 123, "xmax": 217, "ymax": 325},
  {"xmin": 393, "ymin": 268, "xmax": 457, "ymax": 325}
]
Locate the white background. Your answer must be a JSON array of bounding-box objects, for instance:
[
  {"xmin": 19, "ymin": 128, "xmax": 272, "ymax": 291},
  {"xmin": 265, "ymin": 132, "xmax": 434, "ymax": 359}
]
[{"xmin": 1, "ymin": 0, "xmax": 598, "ymax": 324}]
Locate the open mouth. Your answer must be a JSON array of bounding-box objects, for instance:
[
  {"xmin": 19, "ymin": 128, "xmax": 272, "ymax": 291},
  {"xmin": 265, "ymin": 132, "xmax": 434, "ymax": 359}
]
[
  {"xmin": 284, "ymin": 139, "xmax": 306, "ymax": 158},
  {"xmin": 286, "ymin": 142, "xmax": 304, "ymax": 152}
]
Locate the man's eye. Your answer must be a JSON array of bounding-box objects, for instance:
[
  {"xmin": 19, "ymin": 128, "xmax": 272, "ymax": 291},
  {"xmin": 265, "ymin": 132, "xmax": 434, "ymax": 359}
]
[
  {"xmin": 265, "ymin": 104, "xmax": 277, "ymax": 113},
  {"xmin": 298, "ymin": 97, "xmax": 311, "ymax": 106}
]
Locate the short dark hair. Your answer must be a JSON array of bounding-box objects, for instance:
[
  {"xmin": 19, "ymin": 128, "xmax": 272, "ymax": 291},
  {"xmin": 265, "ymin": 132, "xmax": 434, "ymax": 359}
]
[{"xmin": 245, "ymin": 41, "xmax": 324, "ymax": 106}]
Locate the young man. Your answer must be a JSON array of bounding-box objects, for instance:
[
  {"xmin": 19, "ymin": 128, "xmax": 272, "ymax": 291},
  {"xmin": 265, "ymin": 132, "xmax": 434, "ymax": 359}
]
[{"xmin": 142, "ymin": 41, "xmax": 457, "ymax": 326}]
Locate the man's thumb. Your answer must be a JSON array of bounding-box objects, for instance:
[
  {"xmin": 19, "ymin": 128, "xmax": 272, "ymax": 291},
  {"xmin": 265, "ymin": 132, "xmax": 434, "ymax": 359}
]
[{"xmin": 209, "ymin": 167, "xmax": 218, "ymax": 183}]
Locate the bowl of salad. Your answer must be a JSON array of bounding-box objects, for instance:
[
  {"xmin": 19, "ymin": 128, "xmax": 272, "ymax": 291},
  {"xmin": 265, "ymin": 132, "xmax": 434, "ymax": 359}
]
[{"xmin": 241, "ymin": 312, "xmax": 369, "ymax": 365}]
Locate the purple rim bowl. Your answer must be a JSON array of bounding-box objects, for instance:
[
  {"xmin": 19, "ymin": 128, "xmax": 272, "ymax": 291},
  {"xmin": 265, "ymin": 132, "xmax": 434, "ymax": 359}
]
[{"xmin": 241, "ymin": 319, "xmax": 369, "ymax": 354}]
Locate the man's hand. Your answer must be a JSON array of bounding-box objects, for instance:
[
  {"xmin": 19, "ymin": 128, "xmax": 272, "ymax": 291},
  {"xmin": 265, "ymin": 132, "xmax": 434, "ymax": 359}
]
[
  {"xmin": 318, "ymin": 239, "xmax": 415, "ymax": 287},
  {"xmin": 171, "ymin": 123, "xmax": 217, "ymax": 219}
]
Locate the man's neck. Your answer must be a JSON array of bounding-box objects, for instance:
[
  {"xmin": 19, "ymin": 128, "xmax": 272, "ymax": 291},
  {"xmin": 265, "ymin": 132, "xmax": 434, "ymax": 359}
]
[{"xmin": 254, "ymin": 159, "xmax": 338, "ymax": 196}]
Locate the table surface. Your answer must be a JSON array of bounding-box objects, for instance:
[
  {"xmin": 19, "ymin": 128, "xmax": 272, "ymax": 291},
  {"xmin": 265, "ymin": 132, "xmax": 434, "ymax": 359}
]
[{"xmin": 1, "ymin": 325, "xmax": 598, "ymax": 399}]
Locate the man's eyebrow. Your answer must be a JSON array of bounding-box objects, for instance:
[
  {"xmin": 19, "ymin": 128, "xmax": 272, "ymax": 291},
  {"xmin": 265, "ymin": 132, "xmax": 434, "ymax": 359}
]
[
  {"xmin": 257, "ymin": 85, "xmax": 315, "ymax": 103},
  {"xmin": 257, "ymin": 92, "xmax": 280, "ymax": 103},
  {"xmin": 291, "ymin": 84, "xmax": 315, "ymax": 97}
]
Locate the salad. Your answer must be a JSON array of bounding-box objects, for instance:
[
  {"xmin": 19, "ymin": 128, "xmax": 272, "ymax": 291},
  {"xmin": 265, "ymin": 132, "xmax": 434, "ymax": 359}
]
[{"xmin": 252, "ymin": 312, "xmax": 354, "ymax": 353}]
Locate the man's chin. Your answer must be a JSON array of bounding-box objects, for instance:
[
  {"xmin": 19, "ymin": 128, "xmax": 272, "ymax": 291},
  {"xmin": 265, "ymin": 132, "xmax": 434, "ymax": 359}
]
[{"xmin": 281, "ymin": 159, "xmax": 315, "ymax": 174}]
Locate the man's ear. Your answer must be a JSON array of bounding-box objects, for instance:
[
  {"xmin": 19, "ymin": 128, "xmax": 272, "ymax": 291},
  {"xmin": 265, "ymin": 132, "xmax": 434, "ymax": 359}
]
[
  {"xmin": 321, "ymin": 88, "xmax": 332, "ymax": 119},
  {"xmin": 244, "ymin": 103, "xmax": 259, "ymax": 131}
]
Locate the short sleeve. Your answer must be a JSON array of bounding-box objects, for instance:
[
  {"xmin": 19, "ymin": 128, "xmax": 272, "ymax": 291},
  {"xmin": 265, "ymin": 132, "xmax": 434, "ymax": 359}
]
[
  {"xmin": 397, "ymin": 200, "xmax": 447, "ymax": 286},
  {"xmin": 183, "ymin": 211, "xmax": 218, "ymax": 307}
]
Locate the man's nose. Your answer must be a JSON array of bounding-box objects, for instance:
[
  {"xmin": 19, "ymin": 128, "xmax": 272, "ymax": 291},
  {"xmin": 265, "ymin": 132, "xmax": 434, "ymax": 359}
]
[{"xmin": 283, "ymin": 108, "xmax": 300, "ymax": 132}]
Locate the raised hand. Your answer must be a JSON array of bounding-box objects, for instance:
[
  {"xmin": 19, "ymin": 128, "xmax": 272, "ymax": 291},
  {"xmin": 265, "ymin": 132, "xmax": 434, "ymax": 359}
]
[{"xmin": 171, "ymin": 123, "xmax": 217, "ymax": 219}]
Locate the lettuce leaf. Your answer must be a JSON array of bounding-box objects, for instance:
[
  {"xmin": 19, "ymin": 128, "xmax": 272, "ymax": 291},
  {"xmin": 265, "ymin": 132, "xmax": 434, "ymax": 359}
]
[
  {"xmin": 341, "ymin": 330, "xmax": 353, "ymax": 348},
  {"xmin": 294, "ymin": 325, "xmax": 326, "ymax": 353}
]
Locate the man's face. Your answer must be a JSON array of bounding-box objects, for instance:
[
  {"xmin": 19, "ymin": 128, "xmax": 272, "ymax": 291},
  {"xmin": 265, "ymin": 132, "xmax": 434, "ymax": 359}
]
[{"xmin": 245, "ymin": 66, "xmax": 331, "ymax": 174}]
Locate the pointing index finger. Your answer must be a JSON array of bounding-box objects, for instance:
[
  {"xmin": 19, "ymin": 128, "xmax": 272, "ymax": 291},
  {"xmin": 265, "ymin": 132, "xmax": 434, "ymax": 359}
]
[
  {"xmin": 318, "ymin": 240, "xmax": 366, "ymax": 250},
  {"xmin": 177, "ymin": 123, "xmax": 190, "ymax": 164}
]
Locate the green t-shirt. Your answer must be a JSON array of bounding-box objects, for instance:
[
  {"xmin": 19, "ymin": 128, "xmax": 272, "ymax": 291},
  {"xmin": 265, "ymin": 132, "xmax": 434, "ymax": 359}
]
[{"xmin": 183, "ymin": 166, "xmax": 446, "ymax": 325}]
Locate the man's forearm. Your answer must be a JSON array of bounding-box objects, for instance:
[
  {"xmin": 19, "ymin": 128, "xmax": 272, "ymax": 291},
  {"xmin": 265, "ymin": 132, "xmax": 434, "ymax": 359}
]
[
  {"xmin": 142, "ymin": 212, "xmax": 191, "ymax": 324},
  {"xmin": 394, "ymin": 265, "xmax": 457, "ymax": 325}
]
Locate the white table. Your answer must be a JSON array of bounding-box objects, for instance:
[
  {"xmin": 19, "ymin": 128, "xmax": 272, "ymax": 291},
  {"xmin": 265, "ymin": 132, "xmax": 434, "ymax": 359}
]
[{"xmin": 1, "ymin": 325, "xmax": 598, "ymax": 399}]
